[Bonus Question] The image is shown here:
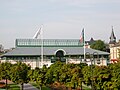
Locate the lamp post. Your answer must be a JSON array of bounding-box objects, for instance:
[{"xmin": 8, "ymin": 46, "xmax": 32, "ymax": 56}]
[
  {"xmin": 79, "ymin": 56, "xmax": 82, "ymax": 63},
  {"xmin": 85, "ymin": 52, "xmax": 99, "ymax": 90},
  {"xmin": 85, "ymin": 52, "xmax": 93, "ymax": 90},
  {"xmin": 93, "ymin": 52, "xmax": 99, "ymax": 65}
]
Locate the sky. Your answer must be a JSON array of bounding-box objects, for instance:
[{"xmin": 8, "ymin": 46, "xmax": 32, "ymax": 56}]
[{"xmin": 0, "ymin": 0, "xmax": 120, "ymax": 49}]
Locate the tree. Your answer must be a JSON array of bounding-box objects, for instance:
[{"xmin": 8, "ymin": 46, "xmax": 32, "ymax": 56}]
[
  {"xmin": 108, "ymin": 62, "xmax": 120, "ymax": 89},
  {"xmin": 28, "ymin": 65, "xmax": 48, "ymax": 90},
  {"xmin": 59, "ymin": 63, "xmax": 83, "ymax": 89},
  {"xmin": 36, "ymin": 65, "xmax": 48, "ymax": 90},
  {"xmin": 82, "ymin": 63, "xmax": 120, "ymax": 90},
  {"xmin": 27, "ymin": 69, "xmax": 35, "ymax": 82},
  {"xmin": 92, "ymin": 66, "xmax": 111, "ymax": 90},
  {"xmin": 90, "ymin": 40, "xmax": 106, "ymax": 51},
  {"xmin": 10, "ymin": 62, "xmax": 30, "ymax": 90},
  {"xmin": 46, "ymin": 61, "xmax": 64, "ymax": 84},
  {"xmin": 0, "ymin": 62, "xmax": 12, "ymax": 89},
  {"xmin": 82, "ymin": 66, "xmax": 92, "ymax": 86},
  {"xmin": 70, "ymin": 66, "xmax": 83, "ymax": 89}
]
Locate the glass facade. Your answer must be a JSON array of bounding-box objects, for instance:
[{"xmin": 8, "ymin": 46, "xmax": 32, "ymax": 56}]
[{"xmin": 16, "ymin": 39, "xmax": 84, "ymax": 47}]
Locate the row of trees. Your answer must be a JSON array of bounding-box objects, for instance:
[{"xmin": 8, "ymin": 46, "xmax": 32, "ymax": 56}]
[
  {"xmin": 1, "ymin": 61, "xmax": 120, "ymax": 90},
  {"xmin": 0, "ymin": 62, "xmax": 30, "ymax": 90}
]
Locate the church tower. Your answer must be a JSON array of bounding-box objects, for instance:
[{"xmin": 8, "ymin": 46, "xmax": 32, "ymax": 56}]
[{"xmin": 109, "ymin": 26, "xmax": 116, "ymax": 46}]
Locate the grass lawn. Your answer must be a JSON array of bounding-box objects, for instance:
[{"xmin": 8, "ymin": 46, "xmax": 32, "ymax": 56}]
[
  {"xmin": 30, "ymin": 82, "xmax": 91, "ymax": 90},
  {"xmin": 30, "ymin": 82, "xmax": 51, "ymax": 90},
  {"xmin": 8, "ymin": 84, "xmax": 20, "ymax": 90},
  {"xmin": 0, "ymin": 84, "xmax": 20, "ymax": 90},
  {"xmin": 42, "ymin": 86, "xmax": 51, "ymax": 90},
  {"xmin": 82, "ymin": 86, "xmax": 91, "ymax": 90}
]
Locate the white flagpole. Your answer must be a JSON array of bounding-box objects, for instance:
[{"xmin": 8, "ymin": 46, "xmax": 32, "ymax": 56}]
[
  {"xmin": 40, "ymin": 25, "xmax": 43, "ymax": 68},
  {"xmin": 83, "ymin": 28, "xmax": 86, "ymax": 61}
]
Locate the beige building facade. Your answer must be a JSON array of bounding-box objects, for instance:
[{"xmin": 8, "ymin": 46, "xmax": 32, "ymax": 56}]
[
  {"xmin": 109, "ymin": 27, "xmax": 120, "ymax": 63},
  {"xmin": 109, "ymin": 42, "xmax": 120, "ymax": 63}
]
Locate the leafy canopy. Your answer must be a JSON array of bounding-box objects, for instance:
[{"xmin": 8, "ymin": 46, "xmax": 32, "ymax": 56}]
[{"xmin": 90, "ymin": 40, "xmax": 106, "ymax": 51}]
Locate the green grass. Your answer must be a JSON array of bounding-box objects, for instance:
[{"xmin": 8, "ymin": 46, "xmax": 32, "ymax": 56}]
[
  {"xmin": 30, "ymin": 82, "xmax": 91, "ymax": 90},
  {"xmin": 8, "ymin": 84, "xmax": 20, "ymax": 90},
  {"xmin": 30, "ymin": 82, "xmax": 39, "ymax": 89},
  {"xmin": 30, "ymin": 82, "xmax": 51, "ymax": 90},
  {"xmin": 82, "ymin": 86, "xmax": 91, "ymax": 90},
  {"xmin": 42, "ymin": 86, "xmax": 51, "ymax": 90},
  {"xmin": 0, "ymin": 84, "xmax": 20, "ymax": 90}
]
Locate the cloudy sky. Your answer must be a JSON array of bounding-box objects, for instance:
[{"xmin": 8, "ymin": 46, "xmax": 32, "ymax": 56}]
[{"xmin": 0, "ymin": 0, "xmax": 120, "ymax": 48}]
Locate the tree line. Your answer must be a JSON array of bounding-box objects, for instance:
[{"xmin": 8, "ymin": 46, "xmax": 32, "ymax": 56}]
[{"xmin": 0, "ymin": 61, "xmax": 120, "ymax": 90}]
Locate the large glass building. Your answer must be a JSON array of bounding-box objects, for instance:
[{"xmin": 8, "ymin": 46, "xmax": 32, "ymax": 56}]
[{"xmin": 1, "ymin": 39, "xmax": 109, "ymax": 68}]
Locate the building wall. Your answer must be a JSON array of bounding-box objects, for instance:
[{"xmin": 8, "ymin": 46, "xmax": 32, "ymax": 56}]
[
  {"xmin": 110, "ymin": 46, "xmax": 120, "ymax": 60},
  {"xmin": 0, "ymin": 57, "xmax": 108, "ymax": 69}
]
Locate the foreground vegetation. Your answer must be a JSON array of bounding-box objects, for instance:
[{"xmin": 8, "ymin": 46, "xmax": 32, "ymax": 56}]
[
  {"xmin": 0, "ymin": 61, "xmax": 120, "ymax": 90},
  {"xmin": 8, "ymin": 84, "xmax": 20, "ymax": 90}
]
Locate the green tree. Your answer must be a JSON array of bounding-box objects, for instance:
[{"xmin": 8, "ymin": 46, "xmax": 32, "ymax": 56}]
[
  {"xmin": 28, "ymin": 69, "xmax": 35, "ymax": 82},
  {"xmin": 46, "ymin": 61, "xmax": 64, "ymax": 84},
  {"xmin": 0, "ymin": 62, "xmax": 12, "ymax": 89},
  {"xmin": 90, "ymin": 40, "xmax": 106, "ymax": 51},
  {"xmin": 0, "ymin": 62, "xmax": 12, "ymax": 79},
  {"xmin": 10, "ymin": 62, "xmax": 30, "ymax": 90},
  {"xmin": 92, "ymin": 66, "xmax": 111, "ymax": 90},
  {"xmin": 70, "ymin": 66, "xmax": 83, "ymax": 89},
  {"xmin": 82, "ymin": 63, "xmax": 120, "ymax": 90},
  {"xmin": 108, "ymin": 62, "xmax": 120, "ymax": 89},
  {"xmin": 59, "ymin": 63, "xmax": 83, "ymax": 89},
  {"xmin": 82, "ymin": 66, "xmax": 92, "ymax": 86},
  {"xmin": 36, "ymin": 65, "xmax": 48, "ymax": 90},
  {"xmin": 29, "ymin": 65, "xmax": 48, "ymax": 90}
]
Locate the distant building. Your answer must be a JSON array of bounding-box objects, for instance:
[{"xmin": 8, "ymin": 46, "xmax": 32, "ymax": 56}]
[
  {"xmin": 109, "ymin": 27, "xmax": 120, "ymax": 63},
  {"xmin": 85, "ymin": 37, "xmax": 95, "ymax": 48},
  {"xmin": 0, "ymin": 44, "xmax": 4, "ymax": 53},
  {"xmin": 109, "ymin": 27, "xmax": 116, "ymax": 47}
]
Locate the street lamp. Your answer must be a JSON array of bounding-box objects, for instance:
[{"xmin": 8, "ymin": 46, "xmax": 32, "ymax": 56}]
[
  {"xmin": 85, "ymin": 52, "xmax": 99, "ymax": 90},
  {"xmin": 93, "ymin": 52, "xmax": 99, "ymax": 65},
  {"xmin": 79, "ymin": 56, "xmax": 82, "ymax": 63},
  {"xmin": 85, "ymin": 52, "xmax": 94, "ymax": 90}
]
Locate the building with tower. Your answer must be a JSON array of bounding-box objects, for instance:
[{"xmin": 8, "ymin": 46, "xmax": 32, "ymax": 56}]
[
  {"xmin": 109, "ymin": 27, "xmax": 120, "ymax": 63},
  {"xmin": 109, "ymin": 27, "xmax": 116, "ymax": 47}
]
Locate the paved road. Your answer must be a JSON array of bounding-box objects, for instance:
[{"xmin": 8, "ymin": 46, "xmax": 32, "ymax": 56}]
[{"xmin": 23, "ymin": 83, "xmax": 38, "ymax": 90}]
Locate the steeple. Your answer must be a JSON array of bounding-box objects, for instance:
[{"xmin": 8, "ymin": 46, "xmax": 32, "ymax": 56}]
[{"xmin": 109, "ymin": 26, "xmax": 116, "ymax": 44}]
